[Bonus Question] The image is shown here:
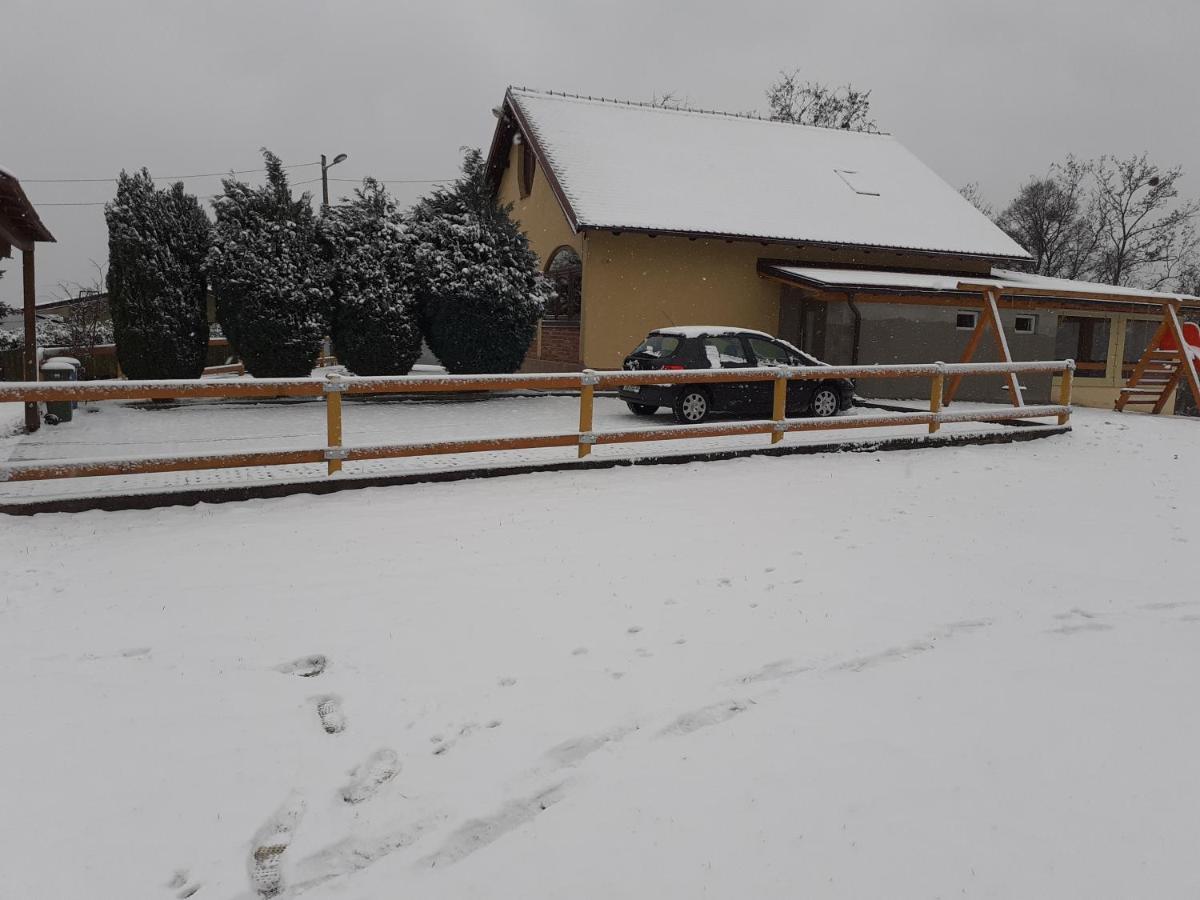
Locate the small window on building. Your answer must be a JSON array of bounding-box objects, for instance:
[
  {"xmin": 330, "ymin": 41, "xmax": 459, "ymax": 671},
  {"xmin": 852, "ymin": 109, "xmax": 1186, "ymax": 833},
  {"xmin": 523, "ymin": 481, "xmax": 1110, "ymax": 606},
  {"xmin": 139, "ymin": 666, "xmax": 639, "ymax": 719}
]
[
  {"xmin": 1014, "ymin": 314, "xmax": 1038, "ymax": 334},
  {"xmin": 544, "ymin": 246, "xmax": 581, "ymax": 323},
  {"xmin": 518, "ymin": 137, "xmax": 536, "ymax": 199},
  {"xmin": 834, "ymin": 169, "xmax": 881, "ymax": 197},
  {"xmin": 956, "ymin": 311, "xmax": 979, "ymax": 330}
]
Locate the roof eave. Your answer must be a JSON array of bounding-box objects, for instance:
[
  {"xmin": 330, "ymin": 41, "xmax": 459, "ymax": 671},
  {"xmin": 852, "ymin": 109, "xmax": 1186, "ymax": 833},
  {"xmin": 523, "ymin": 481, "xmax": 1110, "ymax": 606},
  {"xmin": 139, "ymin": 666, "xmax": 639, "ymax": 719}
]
[
  {"xmin": 484, "ymin": 88, "xmax": 581, "ymax": 234},
  {"xmin": 0, "ymin": 173, "xmax": 56, "ymax": 247},
  {"xmin": 761, "ymin": 263, "xmax": 1200, "ymax": 314},
  {"xmin": 580, "ymin": 223, "xmax": 1029, "ymax": 265}
]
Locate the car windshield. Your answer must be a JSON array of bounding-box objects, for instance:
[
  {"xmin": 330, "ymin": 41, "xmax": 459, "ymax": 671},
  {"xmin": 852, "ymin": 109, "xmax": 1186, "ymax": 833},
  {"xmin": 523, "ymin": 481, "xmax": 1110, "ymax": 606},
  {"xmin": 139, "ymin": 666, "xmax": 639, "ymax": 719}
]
[{"xmin": 633, "ymin": 334, "xmax": 681, "ymax": 358}]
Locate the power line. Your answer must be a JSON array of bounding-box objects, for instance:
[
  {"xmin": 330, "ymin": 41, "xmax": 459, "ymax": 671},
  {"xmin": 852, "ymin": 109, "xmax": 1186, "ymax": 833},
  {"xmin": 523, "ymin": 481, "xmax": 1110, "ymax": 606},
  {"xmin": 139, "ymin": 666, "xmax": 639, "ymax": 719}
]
[
  {"xmin": 31, "ymin": 172, "xmax": 458, "ymax": 205},
  {"xmin": 21, "ymin": 161, "xmax": 321, "ymax": 184},
  {"xmin": 326, "ymin": 177, "xmax": 455, "ymax": 184}
]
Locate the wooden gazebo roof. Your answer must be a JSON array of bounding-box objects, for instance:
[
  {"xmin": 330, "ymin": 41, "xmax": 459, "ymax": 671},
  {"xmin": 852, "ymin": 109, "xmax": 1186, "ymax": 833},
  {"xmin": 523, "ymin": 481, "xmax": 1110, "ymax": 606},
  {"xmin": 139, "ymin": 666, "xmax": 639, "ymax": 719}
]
[{"xmin": 0, "ymin": 168, "xmax": 55, "ymax": 256}]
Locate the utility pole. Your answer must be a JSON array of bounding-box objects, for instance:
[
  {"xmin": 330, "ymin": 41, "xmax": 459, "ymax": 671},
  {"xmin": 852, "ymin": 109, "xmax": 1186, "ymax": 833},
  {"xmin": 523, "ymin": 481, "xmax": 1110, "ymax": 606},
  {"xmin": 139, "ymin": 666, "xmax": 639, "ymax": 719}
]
[{"xmin": 320, "ymin": 152, "xmax": 348, "ymax": 208}]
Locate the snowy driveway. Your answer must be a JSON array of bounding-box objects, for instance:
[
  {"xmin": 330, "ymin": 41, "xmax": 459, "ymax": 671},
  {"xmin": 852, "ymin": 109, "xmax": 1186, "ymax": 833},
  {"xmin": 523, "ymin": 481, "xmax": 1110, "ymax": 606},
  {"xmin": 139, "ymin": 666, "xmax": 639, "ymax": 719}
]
[{"xmin": 3, "ymin": 408, "xmax": 1199, "ymax": 897}]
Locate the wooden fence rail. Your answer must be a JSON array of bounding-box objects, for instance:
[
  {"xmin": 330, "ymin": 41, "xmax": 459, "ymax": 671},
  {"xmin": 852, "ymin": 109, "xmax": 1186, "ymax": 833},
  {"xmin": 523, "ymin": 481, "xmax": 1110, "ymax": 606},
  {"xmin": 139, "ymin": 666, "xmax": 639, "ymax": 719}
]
[{"xmin": 0, "ymin": 360, "xmax": 1075, "ymax": 483}]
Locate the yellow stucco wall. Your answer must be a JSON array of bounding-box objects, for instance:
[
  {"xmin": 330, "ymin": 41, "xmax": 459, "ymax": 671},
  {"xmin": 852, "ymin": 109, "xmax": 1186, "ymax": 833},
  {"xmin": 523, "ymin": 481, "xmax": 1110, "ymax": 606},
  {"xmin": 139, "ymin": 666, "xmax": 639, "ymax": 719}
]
[
  {"xmin": 495, "ymin": 134, "xmax": 999, "ymax": 370},
  {"xmin": 495, "ymin": 142, "xmax": 580, "ymax": 265},
  {"xmin": 579, "ymin": 233, "xmax": 993, "ymax": 369}
]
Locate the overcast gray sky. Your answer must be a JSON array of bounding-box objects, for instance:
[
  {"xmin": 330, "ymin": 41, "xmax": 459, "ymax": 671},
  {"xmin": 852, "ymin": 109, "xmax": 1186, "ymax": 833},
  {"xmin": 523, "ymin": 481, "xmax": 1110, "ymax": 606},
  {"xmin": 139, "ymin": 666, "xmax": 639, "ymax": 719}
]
[{"xmin": 3, "ymin": 0, "xmax": 1197, "ymax": 306}]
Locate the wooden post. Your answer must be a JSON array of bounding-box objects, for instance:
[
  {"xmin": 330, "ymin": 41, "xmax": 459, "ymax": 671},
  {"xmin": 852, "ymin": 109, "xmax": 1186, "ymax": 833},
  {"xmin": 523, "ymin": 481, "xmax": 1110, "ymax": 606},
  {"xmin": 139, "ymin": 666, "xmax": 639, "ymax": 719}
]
[
  {"xmin": 943, "ymin": 300, "xmax": 988, "ymax": 406},
  {"xmin": 578, "ymin": 371, "xmax": 595, "ymax": 458},
  {"xmin": 771, "ymin": 374, "xmax": 787, "ymax": 444},
  {"xmin": 982, "ymin": 289, "xmax": 1023, "ymax": 408},
  {"xmin": 325, "ymin": 375, "xmax": 343, "ymax": 475},
  {"xmin": 929, "ymin": 366, "xmax": 944, "ymax": 434},
  {"xmin": 22, "ymin": 248, "xmax": 39, "ymax": 433},
  {"xmin": 1057, "ymin": 365, "xmax": 1074, "ymax": 425}
]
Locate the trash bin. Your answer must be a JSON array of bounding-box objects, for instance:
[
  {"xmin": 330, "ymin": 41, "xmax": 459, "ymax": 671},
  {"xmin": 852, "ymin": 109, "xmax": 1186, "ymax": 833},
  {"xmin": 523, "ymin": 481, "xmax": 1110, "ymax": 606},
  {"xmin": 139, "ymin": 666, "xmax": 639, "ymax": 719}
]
[
  {"xmin": 53, "ymin": 356, "xmax": 83, "ymax": 409},
  {"xmin": 40, "ymin": 358, "xmax": 77, "ymax": 423}
]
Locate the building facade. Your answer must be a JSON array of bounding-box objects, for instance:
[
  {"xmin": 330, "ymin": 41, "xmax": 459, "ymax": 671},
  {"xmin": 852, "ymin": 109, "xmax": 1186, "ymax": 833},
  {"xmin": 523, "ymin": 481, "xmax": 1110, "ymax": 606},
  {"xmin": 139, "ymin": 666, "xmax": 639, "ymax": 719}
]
[{"xmin": 486, "ymin": 88, "xmax": 1194, "ymax": 408}]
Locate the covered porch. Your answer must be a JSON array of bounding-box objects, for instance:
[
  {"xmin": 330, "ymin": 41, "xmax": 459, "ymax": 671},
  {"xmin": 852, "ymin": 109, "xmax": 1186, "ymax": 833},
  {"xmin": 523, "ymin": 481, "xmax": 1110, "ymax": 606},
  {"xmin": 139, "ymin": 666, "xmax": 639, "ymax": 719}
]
[
  {"xmin": 0, "ymin": 167, "xmax": 56, "ymax": 432},
  {"xmin": 760, "ymin": 263, "xmax": 1200, "ymax": 413}
]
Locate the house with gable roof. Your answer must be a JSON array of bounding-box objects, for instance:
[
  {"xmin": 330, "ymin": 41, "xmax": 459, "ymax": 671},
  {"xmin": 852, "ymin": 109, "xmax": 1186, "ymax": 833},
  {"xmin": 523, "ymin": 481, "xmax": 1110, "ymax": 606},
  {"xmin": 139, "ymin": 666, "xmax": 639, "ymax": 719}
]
[{"xmin": 485, "ymin": 87, "xmax": 1199, "ymax": 407}]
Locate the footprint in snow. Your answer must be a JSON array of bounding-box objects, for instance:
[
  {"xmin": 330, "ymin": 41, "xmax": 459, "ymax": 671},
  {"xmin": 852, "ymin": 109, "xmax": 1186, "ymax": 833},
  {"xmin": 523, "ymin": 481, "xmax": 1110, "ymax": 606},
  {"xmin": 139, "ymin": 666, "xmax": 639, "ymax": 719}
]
[
  {"xmin": 1048, "ymin": 622, "xmax": 1113, "ymax": 635},
  {"xmin": 341, "ymin": 749, "xmax": 400, "ymax": 804},
  {"xmin": 167, "ymin": 870, "xmax": 201, "ymax": 898},
  {"xmin": 248, "ymin": 793, "xmax": 306, "ymax": 898},
  {"xmin": 659, "ymin": 699, "xmax": 752, "ymax": 736},
  {"xmin": 276, "ymin": 654, "xmax": 327, "ymax": 678},
  {"xmin": 313, "ymin": 696, "xmax": 347, "ymax": 734}
]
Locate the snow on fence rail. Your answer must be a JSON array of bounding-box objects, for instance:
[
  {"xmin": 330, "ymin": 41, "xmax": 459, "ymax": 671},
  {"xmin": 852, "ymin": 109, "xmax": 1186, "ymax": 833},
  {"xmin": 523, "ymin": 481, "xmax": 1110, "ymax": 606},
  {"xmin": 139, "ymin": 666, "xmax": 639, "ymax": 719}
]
[{"xmin": 0, "ymin": 360, "xmax": 1075, "ymax": 482}]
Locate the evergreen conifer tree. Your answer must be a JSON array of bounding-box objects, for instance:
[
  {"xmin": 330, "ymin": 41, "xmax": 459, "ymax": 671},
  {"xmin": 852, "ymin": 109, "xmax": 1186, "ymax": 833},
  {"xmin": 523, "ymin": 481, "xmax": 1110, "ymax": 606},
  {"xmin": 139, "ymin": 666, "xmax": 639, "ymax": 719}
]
[
  {"xmin": 105, "ymin": 170, "xmax": 211, "ymax": 379},
  {"xmin": 206, "ymin": 150, "xmax": 330, "ymax": 377},
  {"xmin": 408, "ymin": 149, "xmax": 551, "ymax": 374},
  {"xmin": 322, "ymin": 179, "xmax": 422, "ymax": 376}
]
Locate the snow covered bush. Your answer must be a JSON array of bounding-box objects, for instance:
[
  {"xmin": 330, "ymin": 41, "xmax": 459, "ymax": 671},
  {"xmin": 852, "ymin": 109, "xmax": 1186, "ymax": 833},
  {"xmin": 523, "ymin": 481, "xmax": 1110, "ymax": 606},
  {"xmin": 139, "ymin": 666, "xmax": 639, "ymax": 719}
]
[
  {"xmin": 206, "ymin": 150, "xmax": 330, "ymax": 378},
  {"xmin": 105, "ymin": 171, "xmax": 211, "ymax": 379},
  {"xmin": 408, "ymin": 149, "xmax": 551, "ymax": 374},
  {"xmin": 321, "ymin": 178, "xmax": 421, "ymax": 376}
]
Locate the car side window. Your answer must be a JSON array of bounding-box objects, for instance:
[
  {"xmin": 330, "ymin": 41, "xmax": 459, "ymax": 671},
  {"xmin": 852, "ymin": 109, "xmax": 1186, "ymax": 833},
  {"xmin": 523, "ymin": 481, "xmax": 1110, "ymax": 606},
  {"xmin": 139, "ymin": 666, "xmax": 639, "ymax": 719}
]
[
  {"xmin": 747, "ymin": 338, "xmax": 792, "ymax": 367},
  {"xmin": 701, "ymin": 336, "xmax": 750, "ymax": 368}
]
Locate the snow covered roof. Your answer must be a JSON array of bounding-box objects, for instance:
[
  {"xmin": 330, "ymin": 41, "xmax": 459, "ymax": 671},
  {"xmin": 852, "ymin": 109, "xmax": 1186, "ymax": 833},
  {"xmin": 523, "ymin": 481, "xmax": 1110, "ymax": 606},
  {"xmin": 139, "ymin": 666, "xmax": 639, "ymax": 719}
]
[
  {"xmin": 0, "ymin": 167, "xmax": 56, "ymax": 247},
  {"xmin": 499, "ymin": 88, "xmax": 1030, "ymax": 262},
  {"xmin": 763, "ymin": 264, "xmax": 1200, "ymax": 309}
]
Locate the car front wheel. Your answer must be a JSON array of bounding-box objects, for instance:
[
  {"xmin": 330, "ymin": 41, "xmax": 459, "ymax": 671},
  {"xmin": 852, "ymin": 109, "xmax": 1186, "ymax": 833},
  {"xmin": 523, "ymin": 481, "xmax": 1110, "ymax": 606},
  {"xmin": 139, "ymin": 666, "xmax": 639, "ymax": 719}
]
[
  {"xmin": 626, "ymin": 402, "xmax": 658, "ymax": 416},
  {"xmin": 672, "ymin": 388, "xmax": 711, "ymax": 424},
  {"xmin": 810, "ymin": 385, "xmax": 840, "ymax": 418}
]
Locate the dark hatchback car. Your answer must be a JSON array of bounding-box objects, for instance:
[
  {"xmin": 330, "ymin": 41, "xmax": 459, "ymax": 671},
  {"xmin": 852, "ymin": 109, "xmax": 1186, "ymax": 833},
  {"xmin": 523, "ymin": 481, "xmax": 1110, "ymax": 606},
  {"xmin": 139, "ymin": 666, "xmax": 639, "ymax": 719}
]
[{"xmin": 619, "ymin": 327, "xmax": 855, "ymax": 424}]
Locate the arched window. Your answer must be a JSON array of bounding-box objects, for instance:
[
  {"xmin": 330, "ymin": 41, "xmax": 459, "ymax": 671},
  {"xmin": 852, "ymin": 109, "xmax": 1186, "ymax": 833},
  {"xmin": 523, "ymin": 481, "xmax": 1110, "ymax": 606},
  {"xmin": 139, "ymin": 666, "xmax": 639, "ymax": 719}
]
[{"xmin": 544, "ymin": 246, "xmax": 582, "ymax": 322}]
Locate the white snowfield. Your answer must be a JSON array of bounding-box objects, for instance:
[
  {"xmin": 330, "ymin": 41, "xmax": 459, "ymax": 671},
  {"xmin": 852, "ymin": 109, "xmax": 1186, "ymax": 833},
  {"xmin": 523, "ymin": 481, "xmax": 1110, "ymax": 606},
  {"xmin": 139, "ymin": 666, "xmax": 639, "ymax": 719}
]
[{"xmin": 3, "ymin": 407, "xmax": 1200, "ymax": 898}]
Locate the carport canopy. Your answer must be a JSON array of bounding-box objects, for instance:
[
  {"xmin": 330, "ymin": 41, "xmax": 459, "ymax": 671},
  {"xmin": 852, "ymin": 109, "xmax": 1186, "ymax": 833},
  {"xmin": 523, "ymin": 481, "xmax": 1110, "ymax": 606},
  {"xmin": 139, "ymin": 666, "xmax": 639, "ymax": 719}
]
[{"xmin": 758, "ymin": 262, "xmax": 1200, "ymax": 409}]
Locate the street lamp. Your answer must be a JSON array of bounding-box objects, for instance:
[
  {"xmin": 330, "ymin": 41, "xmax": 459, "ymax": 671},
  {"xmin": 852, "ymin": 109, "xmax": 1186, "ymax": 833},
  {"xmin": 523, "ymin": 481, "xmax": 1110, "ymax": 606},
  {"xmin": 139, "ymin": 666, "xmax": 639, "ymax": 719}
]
[{"xmin": 321, "ymin": 153, "xmax": 348, "ymax": 207}]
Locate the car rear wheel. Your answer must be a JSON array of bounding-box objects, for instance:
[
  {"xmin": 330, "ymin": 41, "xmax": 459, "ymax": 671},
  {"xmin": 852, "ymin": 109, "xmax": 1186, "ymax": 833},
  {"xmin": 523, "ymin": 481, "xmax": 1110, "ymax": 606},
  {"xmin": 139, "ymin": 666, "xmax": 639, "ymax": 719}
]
[
  {"xmin": 672, "ymin": 388, "xmax": 710, "ymax": 424},
  {"xmin": 626, "ymin": 402, "xmax": 658, "ymax": 416},
  {"xmin": 810, "ymin": 385, "xmax": 840, "ymax": 418}
]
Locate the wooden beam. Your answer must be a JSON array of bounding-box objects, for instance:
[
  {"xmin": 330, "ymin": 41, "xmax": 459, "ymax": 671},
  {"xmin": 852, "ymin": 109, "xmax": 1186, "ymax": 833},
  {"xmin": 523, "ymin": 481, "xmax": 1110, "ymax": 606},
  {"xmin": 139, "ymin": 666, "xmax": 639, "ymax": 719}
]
[
  {"xmin": 768, "ymin": 278, "xmax": 1194, "ymax": 316},
  {"xmin": 1114, "ymin": 314, "xmax": 1171, "ymax": 412},
  {"xmin": 22, "ymin": 248, "xmax": 38, "ymax": 433},
  {"xmin": 958, "ymin": 281, "xmax": 1187, "ymax": 307},
  {"xmin": 982, "ymin": 289, "xmax": 1024, "ymax": 408},
  {"xmin": 943, "ymin": 301, "xmax": 989, "ymax": 406}
]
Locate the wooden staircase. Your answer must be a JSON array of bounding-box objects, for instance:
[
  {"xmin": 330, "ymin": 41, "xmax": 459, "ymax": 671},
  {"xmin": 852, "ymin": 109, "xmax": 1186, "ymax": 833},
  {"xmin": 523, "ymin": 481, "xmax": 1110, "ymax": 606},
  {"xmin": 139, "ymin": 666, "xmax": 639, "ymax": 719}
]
[{"xmin": 1115, "ymin": 304, "xmax": 1200, "ymax": 414}]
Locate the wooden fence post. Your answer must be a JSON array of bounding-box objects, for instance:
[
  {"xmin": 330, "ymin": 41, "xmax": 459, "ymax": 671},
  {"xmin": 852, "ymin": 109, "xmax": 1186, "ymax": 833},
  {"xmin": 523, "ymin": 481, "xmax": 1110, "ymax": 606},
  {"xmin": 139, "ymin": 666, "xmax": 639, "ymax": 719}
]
[
  {"xmin": 929, "ymin": 364, "xmax": 944, "ymax": 434},
  {"xmin": 771, "ymin": 372, "xmax": 788, "ymax": 444},
  {"xmin": 1057, "ymin": 364, "xmax": 1074, "ymax": 426},
  {"xmin": 325, "ymin": 373, "xmax": 344, "ymax": 475},
  {"xmin": 578, "ymin": 371, "xmax": 596, "ymax": 458}
]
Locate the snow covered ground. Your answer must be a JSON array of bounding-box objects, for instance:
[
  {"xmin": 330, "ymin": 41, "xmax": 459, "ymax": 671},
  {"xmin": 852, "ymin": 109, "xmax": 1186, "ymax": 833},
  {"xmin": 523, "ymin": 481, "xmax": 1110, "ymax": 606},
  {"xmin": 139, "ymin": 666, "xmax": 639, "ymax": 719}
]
[
  {"xmin": 0, "ymin": 392, "xmax": 1024, "ymax": 504},
  {"xmin": 3, "ymin": 408, "xmax": 1199, "ymax": 898}
]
